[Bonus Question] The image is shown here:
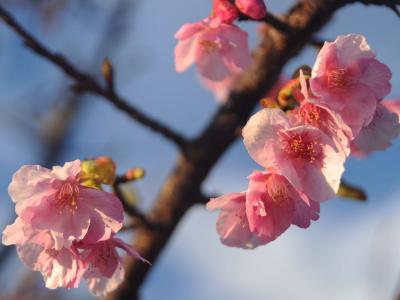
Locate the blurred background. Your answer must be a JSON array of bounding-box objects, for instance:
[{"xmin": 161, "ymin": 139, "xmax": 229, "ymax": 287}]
[{"xmin": 0, "ymin": 0, "xmax": 399, "ymax": 299}]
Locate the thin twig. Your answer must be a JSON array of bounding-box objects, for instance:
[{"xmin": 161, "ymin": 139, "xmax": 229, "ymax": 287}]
[
  {"xmin": 112, "ymin": 178, "xmax": 164, "ymax": 231},
  {"xmin": 0, "ymin": 5, "xmax": 187, "ymax": 151}
]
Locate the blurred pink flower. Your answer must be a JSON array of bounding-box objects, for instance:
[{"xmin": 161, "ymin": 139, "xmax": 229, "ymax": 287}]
[
  {"xmin": 310, "ymin": 34, "xmax": 392, "ymax": 134},
  {"xmin": 175, "ymin": 17, "xmax": 251, "ymax": 81},
  {"xmin": 235, "ymin": 0, "xmax": 267, "ymax": 19},
  {"xmin": 213, "ymin": 0, "xmax": 238, "ymax": 24},
  {"xmin": 350, "ymin": 104, "xmax": 400, "ymax": 156},
  {"xmin": 9, "ymin": 160, "xmax": 123, "ymax": 249},
  {"xmin": 242, "ymin": 108, "xmax": 346, "ymax": 202},
  {"xmin": 81, "ymin": 236, "xmax": 149, "ymax": 296}
]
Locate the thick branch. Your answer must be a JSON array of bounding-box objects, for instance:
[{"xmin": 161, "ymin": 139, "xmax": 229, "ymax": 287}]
[{"xmin": 0, "ymin": 5, "xmax": 187, "ymax": 151}]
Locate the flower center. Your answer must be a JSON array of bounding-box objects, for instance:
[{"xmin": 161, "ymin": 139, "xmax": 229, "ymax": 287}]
[
  {"xmin": 266, "ymin": 174, "xmax": 289, "ymax": 206},
  {"xmin": 300, "ymin": 104, "xmax": 321, "ymax": 125},
  {"xmin": 280, "ymin": 131, "xmax": 323, "ymax": 164},
  {"xmin": 199, "ymin": 39, "xmax": 219, "ymax": 53},
  {"xmin": 327, "ymin": 68, "xmax": 356, "ymax": 90},
  {"xmin": 55, "ymin": 181, "xmax": 80, "ymax": 214}
]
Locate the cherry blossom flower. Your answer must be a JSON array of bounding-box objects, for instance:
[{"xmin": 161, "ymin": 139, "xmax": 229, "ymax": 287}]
[
  {"xmin": 310, "ymin": 34, "xmax": 392, "ymax": 134},
  {"xmin": 350, "ymin": 104, "xmax": 400, "ymax": 156},
  {"xmin": 80, "ymin": 236, "xmax": 149, "ymax": 296},
  {"xmin": 9, "ymin": 160, "xmax": 124, "ymax": 249},
  {"xmin": 242, "ymin": 108, "xmax": 346, "ymax": 202},
  {"xmin": 213, "ymin": 0, "xmax": 238, "ymax": 24},
  {"xmin": 235, "ymin": 0, "xmax": 267, "ymax": 19},
  {"xmin": 175, "ymin": 17, "xmax": 251, "ymax": 81},
  {"xmin": 207, "ymin": 171, "xmax": 319, "ymax": 248}
]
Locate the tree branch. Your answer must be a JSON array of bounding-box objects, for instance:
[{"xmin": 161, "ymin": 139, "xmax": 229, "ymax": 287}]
[
  {"xmin": 0, "ymin": 5, "xmax": 188, "ymax": 151},
  {"xmin": 113, "ymin": 176, "xmax": 164, "ymax": 231}
]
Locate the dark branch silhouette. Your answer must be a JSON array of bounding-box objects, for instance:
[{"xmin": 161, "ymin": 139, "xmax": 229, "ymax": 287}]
[{"xmin": 0, "ymin": 5, "xmax": 187, "ymax": 151}]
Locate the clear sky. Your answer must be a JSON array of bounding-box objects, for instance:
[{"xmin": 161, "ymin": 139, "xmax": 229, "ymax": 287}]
[{"xmin": 0, "ymin": 1, "xmax": 399, "ymax": 299}]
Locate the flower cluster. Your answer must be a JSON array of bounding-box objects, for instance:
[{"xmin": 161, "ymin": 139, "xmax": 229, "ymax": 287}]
[
  {"xmin": 174, "ymin": 0, "xmax": 267, "ymax": 91},
  {"xmin": 2, "ymin": 158, "xmax": 148, "ymax": 296},
  {"xmin": 208, "ymin": 34, "xmax": 400, "ymax": 248}
]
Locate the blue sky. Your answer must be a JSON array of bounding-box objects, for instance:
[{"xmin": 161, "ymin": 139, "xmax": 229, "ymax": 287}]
[{"xmin": 0, "ymin": 1, "xmax": 399, "ymax": 299}]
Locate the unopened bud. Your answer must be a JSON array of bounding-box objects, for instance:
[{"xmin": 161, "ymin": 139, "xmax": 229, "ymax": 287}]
[
  {"xmin": 80, "ymin": 156, "xmax": 117, "ymax": 188},
  {"xmin": 125, "ymin": 168, "xmax": 145, "ymax": 181},
  {"xmin": 259, "ymin": 97, "xmax": 280, "ymax": 109},
  {"xmin": 102, "ymin": 57, "xmax": 114, "ymax": 89}
]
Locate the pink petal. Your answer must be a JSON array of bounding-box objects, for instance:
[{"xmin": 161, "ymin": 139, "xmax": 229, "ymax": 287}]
[
  {"xmin": 8, "ymin": 165, "xmax": 55, "ymax": 215},
  {"xmin": 246, "ymin": 172, "xmax": 294, "ymax": 241},
  {"xmin": 208, "ymin": 192, "xmax": 264, "ymax": 249},
  {"xmin": 242, "ymin": 108, "xmax": 289, "ymax": 168},
  {"xmin": 52, "ymin": 160, "xmax": 81, "ymax": 181},
  {"xmin": 358, "ymin": 59, "xmax": 392, "ymax": 100},
  {"xmin": 235, "ymin": 0, "xmax": 267, "ymax": 19},
  {"xmin": 174, "ymin": 22, "xmax": 204, "ymax": 40},
  {"xmin": 175, "ymin": 36, "xmax": 198, "ymax": 72},
  {"xmin": 80, "ymin": 187, "xmax": 124, "ymax": 233},
  {"xmin": 351, "ymin": 104, "xmax": 400, "ymax": 156},
  {"xmin": 292, "ymin": 199, "xmax": 320, "ymax": 228},
  {"xmin": 86, "ymin": 264, "xmax": 125, "ymax": 297},
  {"xmin": 2, "ymin": 217, "xmax": 26, "ymax": 246},
  {"xmin": 335, "ymin": 34, "xmax": 375, "ymax": 64}
]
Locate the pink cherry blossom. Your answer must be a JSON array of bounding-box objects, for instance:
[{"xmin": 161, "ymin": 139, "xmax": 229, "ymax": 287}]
[
  {"xmin": 310, "ymin": 34, "xmax": 392, "ymax": 133},
  {"xmin": 207, "ymin": 192, "xmax": 264, "ymax": 249},
  {"xmin": 213, "ymin": 0, "xmax": 238, "ymax": 24},
  {"xmin": 175, "ymin": 17, "xmax": 251, "ymax": 81},
  {"xmin": 246, "ymin": 171, "xmax": 319, "ymax": 243},
  {"xmin": 242, "ymin": 108, "xmax": 346, "ymax": 202},
  {"xmin": 350, "ymin": 104, "xmax": 400, "ymax": 156},
  {"xmin": 207, "ymin": 171, "xmax": 319, "ymax": 248},
  {"xmin": 80, "ymin": 236, "xmax": 149, "ymax": 296},
  {"xmin": 16, "ymin": 241, "xmax": 85, "ymax": 289},
  {"xmin": 235, "ymin": 0, "xmax": 267, "ymax": 19},
  {"xmin": 9, "ymin": 160, "xmax": 123, "ymax": 249}
]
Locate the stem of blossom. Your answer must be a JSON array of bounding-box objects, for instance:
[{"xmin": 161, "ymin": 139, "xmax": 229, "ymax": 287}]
[
  {"xmin": 337, "ymin": 180, "xmax": 367, "ymax": 201},
  {"xmin": 112, "ymin": 181, "xmax": 164, "ymax": 231}
]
